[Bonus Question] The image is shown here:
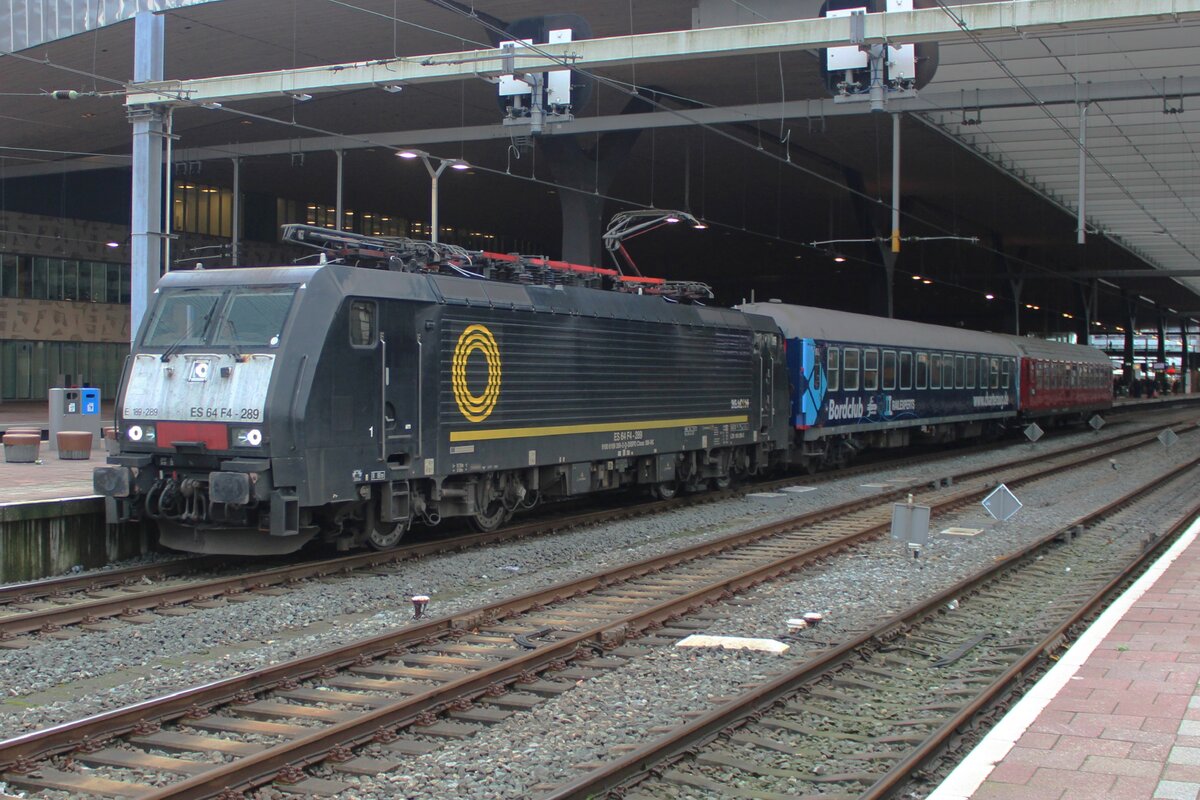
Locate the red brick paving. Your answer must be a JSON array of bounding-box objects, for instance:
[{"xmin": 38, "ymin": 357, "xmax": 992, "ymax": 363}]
[{"xmin": 931, "ymin": 519, "xmax": 1200, "ymax": 800}]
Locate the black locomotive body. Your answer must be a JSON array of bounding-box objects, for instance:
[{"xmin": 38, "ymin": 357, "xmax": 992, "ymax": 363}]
[{"xmin": 96, "ymin": 259, "xmax": 790, "ymax": 555}]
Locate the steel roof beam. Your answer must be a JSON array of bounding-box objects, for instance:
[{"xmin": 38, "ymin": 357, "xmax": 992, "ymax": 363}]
[
  {"xmin": 8, "ymin": 75, "xmax": 1194, "ymax": 180},
  {"xmin": 125, "ymin": 0, "xmax": 1200, "ymax": 107}
]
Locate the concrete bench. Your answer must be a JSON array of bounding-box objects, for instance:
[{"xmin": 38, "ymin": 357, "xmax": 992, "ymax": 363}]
[
  {"xmin": 55, "ymin": 431, "xmax": 94, "ymax": 460},
  {"xmin": 2, "ymin": 433, "xmax": 40, "ymax": 463}
]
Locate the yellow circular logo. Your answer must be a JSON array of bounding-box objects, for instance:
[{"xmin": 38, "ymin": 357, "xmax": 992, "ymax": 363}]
[{"xmin": 451, "ymin": 324, "xmax": 502, "ymax": 422}]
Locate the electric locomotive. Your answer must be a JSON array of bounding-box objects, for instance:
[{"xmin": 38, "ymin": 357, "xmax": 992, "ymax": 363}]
[{"xmin": 94, "ymin": 227, "xmax": 791, "ymax": 555}]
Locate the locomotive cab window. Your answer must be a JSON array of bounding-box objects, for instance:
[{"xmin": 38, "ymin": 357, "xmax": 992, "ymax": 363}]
[
  {"xmin": 863, "ymin": 349, "xmax": 879, "ymax": 391},
  {"xmin": 349, "ymin": 300, "xmax": 378, "ymax": 347},
  {"xmin": 899, "ymin": 351, "xmax": 912, "ymax": 389},
  {"xmin": 826, "ymin": 348, "xmax": 840, "ymax": 391},
  {"xmin": 214, "ymin": 287, "xmax": 296, "ymax": 347},
  {"xmin": 144, "ymin": 288, "xmax": 222, "ymax": 347},
  {"xmin": 966, "ymin": 356, "xmax": 976, "ymax": 388},
  {"xmin": 843, "ymin": 348, "xmax": 860, "ymax": 391},
  {"xmin": 882, "ymin": 350, "xmax": 897, "ymax": 390}
]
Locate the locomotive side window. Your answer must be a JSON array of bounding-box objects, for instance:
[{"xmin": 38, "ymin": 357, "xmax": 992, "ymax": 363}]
[
  {"xmin": 930, "ymin": 354, "xmax": 941, "ymax": 388},
  {"xmin": 899, "ymin": 351, "xmax": 912, "ymax": 389},
  {"xmin": 966, "ymin": 356, "xmax": 976, "ymax": 388},
  {"xmin": 215, "ymin": 287, "xmax": 295, "ymax": 346},
  {"xmin": 349, "ymin": 300, "xmax": 377, "ymax": 347},
  {"xmin": 863, "ymin": 349, "xmax": 879, "ymax": 391},
  {"xmin": 144, "ymin": 289, "xmax": 221, "ymax": 347},
  {"xmin": 882, "ymin": 350, "xmax": 897, "ymax": 390},
  {"xmin": 826, "ymin": 348, "xmax": 840, "ymax": 391},
  {"xmin": 916, "ymin": 352, "xmax": 928, "ymax": 389},
  {"xmin": 955, "ymin": 355, "xmax": 965, "ymax": 388}
]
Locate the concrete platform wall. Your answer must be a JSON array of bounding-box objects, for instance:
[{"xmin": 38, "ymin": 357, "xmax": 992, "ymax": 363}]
[{"xmin": 0, "ymin": 498, "xmax": 156, "ymax": 583}]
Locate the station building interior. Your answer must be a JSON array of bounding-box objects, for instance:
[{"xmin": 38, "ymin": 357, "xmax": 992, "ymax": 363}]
[{"xmin": 3, "ymin": 0, "xmax": 1200, "ymax": 402}]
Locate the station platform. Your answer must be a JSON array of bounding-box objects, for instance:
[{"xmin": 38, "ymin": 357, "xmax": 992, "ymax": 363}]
[
  {"xmin": 930, "ymin": 515, "xmax": 1200, "ymax": 800},
  {"xmin": 0, "ymin": 400, "xmax": 111, "ymax": 504}
]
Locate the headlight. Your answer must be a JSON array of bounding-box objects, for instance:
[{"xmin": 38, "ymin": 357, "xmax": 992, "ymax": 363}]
[
  {"xmin": 126, "ymin": 424, "xmax": 155, "ymax": 442},
  {"xmin": 233, "ymin": 427, "xmax": 263, "ymax": 447}
]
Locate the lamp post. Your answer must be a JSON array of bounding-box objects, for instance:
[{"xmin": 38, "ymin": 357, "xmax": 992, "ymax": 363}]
[{"xmin": 397, "ymin": 149, "xmax": 469, "ymax": 243}]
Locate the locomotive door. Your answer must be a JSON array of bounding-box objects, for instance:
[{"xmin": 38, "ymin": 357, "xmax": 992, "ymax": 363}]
[{"xmin": 756, "ymin": 332, "xmax": 776, "ymax": 433}]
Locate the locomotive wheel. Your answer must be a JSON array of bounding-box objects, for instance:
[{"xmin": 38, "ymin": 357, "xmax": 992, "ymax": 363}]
[
  {"xmin": 710, "ymin": 475, "xmax": 732, "ymax": 490},
  {"xmin": 652, "ymin": 481, "xmax": 678, "ymax": 500},
  {"xmin": 469, "ymin": 501, "xmax": 509, "ymax": 533},
  {"xmin": 367, "ymin": 522, "xmax": 404, "ymax": 550}
]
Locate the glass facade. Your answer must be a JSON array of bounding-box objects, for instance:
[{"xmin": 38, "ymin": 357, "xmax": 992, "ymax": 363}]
[
  {"xmin": 1, "ymin": 340, "xmax": 127, "ymax": 401},
  {"xmin": 0, "ymin": 252, "xmax": 130, "ymax": 304},
  {"xmin": 0, "ymin": 252, "xmax": 131, "ymax": 401}
]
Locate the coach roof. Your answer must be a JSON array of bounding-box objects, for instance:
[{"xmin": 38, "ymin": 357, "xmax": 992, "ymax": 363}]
[{"xmin": 738, "ymin": 302, "xmax": 1020, "ymax": 357}]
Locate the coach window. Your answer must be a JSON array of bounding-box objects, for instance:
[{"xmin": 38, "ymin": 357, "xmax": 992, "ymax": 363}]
[
  {"xmin": 1001, "ymin": 359, "xmax": 1011, "ymax": 388},
  {"xmin": 882, "ymin": 350, "xmax": 897, "ymax": 390},
  {"xmin": 916, "ymin": 352, "xmax": 928, "ymax": 389},
  {"xmin": 990, "ymin": 357, "xmax": 1000, "ymax": 388},
  {"xmin": 966, "ymin": 356, "xmax": 976, "ymax": 388},
  {"xmin": 349, "ymin": 300, "xmax": 377, "ymax": 347},
  {"xmin": 864, "ymin": 349, "xmax": 879, "ymax": 390},
  {"xmin": 980, "ymin": 357, "xmax": 988, "ymax": 389},
  {"xmin": 826, "ymin": 348, "xmax": 840, "ymax": 391},
  {"xmin": 930, "ymin": 353, "xmax": 941, "ymax": 388},
  {"xmin": 843, "ymin": 348, "xmax": 860, "ymax": 391},
  {"xmin": 899, "ymin": 351, "xmax": 913, "ymax": 389},
  {"xmin": 943, "ymin": 353, "xmax": 954, "ymax": 388},
  {"xmin": 955, "ymin": 355, "xmax": 965, "ymax": 388}
]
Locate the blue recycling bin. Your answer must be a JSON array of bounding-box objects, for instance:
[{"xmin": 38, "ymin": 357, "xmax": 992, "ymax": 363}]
[{"xmin": 81, "ymin": 388, "xmax": 100, "ymax": 416}]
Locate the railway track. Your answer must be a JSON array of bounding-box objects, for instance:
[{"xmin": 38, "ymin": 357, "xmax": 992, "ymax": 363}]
[
  {"xmin": 542, "ymin": 462, "xmax": 1200, "ymax": 800},
  {"xmin": 0, "ymin": 416, "xmax": 1187, "ymax": 648},
  {"xmin": 0, "ymin": 421, "xmax": 1191, "ymax": 798}
]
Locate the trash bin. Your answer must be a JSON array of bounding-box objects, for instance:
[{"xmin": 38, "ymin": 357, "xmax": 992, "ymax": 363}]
[{"xmin": 49, "ymin": 387, "xmax": 102, "ymax": 450}]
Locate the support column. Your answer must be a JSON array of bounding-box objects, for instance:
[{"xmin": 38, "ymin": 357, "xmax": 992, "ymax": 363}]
[
  {"xmin": 1123, "ymin": 302, "xmax": 1136, "ymax": 393},
  {"xmin": 129, "ymin": 11, "xmax": 166, "ymax": 343},
  {"xmin": 1077, "ymin": 102, "xmax": 1087, "ymax": 244},
  {"xmin": 1009, "ymin": 278, "xmax": 1023, "ymax": 336},
  {"xmin": 844, "ymin": 167, "xmax": 892, "ymax": 318},
  {"xmin": 1181, "ymin": 319, "xmax": 1191, "ymax": 393},
  {"xmin": 1157, "ymin": 313, "xmax": 1168, "ymax": 393},
  {"xmin": 231, "ymin": 158, "xmax": 241, "ymax": 265},
  {"xmin": 335, "ymin": 149, "xmax": 344, "ymax": 231},
  {"xmin": 1076, "ymin": 280, "xmax": 1097, "ymax": 344},
  {"xmin": 540, "ymin": 92, "xmax": 654, "ymax": 266}
]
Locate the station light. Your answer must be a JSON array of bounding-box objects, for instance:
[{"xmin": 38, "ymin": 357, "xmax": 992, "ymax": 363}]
[
  {"xmin": 985, "ymin": 293, "xmax": 995, "ymax": 300},
  {"xmin": 833, "ymin": 254, "xmax": 847, "ymax": 263}
]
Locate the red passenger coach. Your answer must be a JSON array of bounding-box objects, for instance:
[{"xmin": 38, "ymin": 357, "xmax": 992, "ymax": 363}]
[{"xmin": 1001, "ymin": 335, "xmax": 1113, "ymax": 423}]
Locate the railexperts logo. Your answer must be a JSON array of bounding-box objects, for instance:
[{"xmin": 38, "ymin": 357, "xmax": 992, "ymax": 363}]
[{"xmin": 451, "ymin": 324, "xmax": 502, "ymax": 422}]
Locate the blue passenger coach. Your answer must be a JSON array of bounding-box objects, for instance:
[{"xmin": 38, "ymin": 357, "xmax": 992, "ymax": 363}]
[{"xmin": 739, "ymin": 302, "xmax": 1020, "ymax": 471}]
